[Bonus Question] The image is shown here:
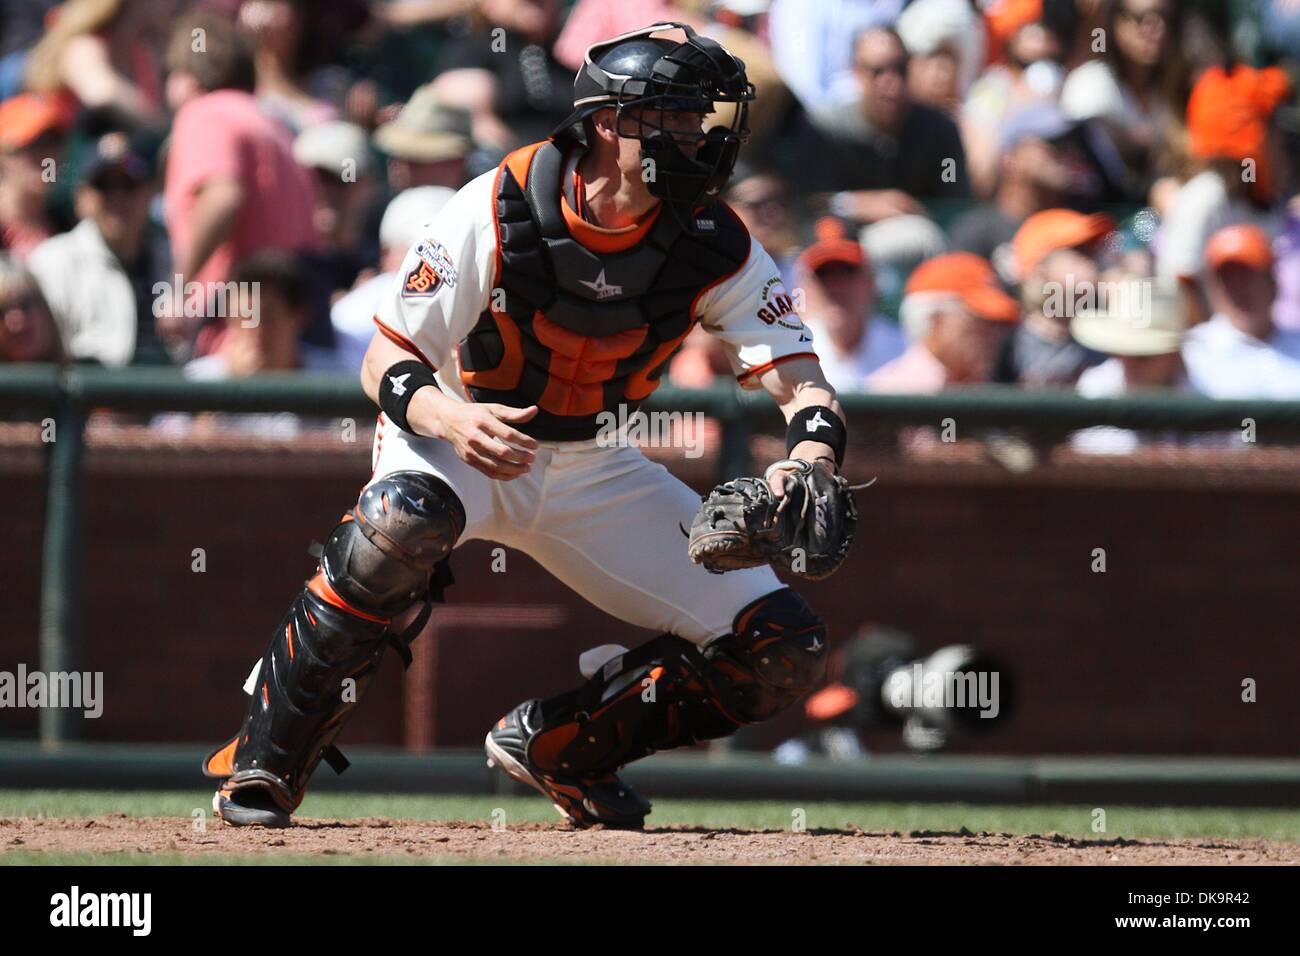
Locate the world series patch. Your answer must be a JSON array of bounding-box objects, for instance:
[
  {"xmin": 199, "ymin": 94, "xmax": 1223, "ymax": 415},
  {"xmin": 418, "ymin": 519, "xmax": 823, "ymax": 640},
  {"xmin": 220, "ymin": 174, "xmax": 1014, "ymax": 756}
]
[{"xmin": 402, "ymin": 240, "xmax": 459, "ymax": 298}]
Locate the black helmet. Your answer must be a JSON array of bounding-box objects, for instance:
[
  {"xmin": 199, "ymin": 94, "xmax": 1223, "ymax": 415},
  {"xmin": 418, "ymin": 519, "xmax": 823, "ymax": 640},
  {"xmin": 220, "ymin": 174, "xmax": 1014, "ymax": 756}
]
[{"xmin": 551, "ymin": 22, "xmax": 756, "ymax": 227}]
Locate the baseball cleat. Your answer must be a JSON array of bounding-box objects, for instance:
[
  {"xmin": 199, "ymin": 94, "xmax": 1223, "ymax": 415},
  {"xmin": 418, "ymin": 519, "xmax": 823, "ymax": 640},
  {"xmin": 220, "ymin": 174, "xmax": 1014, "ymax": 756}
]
[
  {"xmin": 212, "ymin": 785, "xmax": 292, "ymax": 828},
  {"xmin": 485, "ymin": 700, "xmax": 651, "ymax": 829}
]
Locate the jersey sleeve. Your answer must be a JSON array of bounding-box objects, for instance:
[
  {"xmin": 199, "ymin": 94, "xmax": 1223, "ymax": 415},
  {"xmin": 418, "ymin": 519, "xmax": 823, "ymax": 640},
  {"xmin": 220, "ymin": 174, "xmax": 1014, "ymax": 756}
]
[
  {"xmin": 693, "ymin": 236, "xmax": 819, "ymax": 389},
  {"xmin": 373, "ymin": 170, "xmax": 498, "ymax": 371}
]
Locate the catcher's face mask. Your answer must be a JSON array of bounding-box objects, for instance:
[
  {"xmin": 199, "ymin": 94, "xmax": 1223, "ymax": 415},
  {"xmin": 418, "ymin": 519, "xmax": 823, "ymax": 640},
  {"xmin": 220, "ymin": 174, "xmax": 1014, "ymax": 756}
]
[{"xmin": 555, "ymin": 22, "xmax": 756, "ymax": 229}]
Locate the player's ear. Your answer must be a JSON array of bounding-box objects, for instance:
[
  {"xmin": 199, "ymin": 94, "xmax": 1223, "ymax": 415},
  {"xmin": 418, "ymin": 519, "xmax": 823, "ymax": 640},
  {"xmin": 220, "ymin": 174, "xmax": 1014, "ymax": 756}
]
[{"xmin": 589, "ymin": 107, "xmax": 620, "ymax": 145}]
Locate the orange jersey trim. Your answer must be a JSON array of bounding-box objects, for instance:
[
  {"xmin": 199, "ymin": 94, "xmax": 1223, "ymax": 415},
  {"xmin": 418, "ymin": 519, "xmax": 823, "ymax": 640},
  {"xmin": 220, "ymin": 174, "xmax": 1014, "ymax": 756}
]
[
  {"xmin": 736, "ymin": 351, "xmax": 820, "ymax": 384},
  {"xmin": 373, "ymin": 316, "xmax": 437, "ymax": 372}
]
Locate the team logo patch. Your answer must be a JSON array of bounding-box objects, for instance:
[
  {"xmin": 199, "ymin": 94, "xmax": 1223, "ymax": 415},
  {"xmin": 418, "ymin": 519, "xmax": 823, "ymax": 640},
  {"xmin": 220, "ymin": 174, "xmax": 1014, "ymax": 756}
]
[
  {"xmin": 755, "ymin": 276, "xmax": 803, "ymax": 331},
  {"xmin": 402, "ymin": 240, "xmax": 458, "ymax": 298}
]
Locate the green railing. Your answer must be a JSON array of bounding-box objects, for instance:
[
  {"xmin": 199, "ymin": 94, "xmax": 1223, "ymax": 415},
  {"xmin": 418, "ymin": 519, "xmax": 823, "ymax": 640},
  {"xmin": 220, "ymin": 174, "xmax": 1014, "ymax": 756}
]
[{"xmin": 5, "ymin": 364, "xmax": 1300, "ymax": 745}]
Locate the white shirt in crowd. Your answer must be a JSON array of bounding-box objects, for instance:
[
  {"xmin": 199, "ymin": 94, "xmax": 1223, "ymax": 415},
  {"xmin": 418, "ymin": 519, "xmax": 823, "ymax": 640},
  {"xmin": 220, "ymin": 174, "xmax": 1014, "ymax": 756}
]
[
  {"xmin": 1156, "ymin": 171, "xmax": 1279, "ymax": 287},
  {"xmin": 807, "ymin": 316, "xmax": 906, "ymax": 393},
  {"xmin": 1072, "ymin": 358, "xmax": 1199, "ymax": 455},
  {"xmin": 26, "ymin": 219, "xmax": 138, "ymax": 366},
  {"xmin": 1182, "ymin": 314, "xmax": 1300, "ymax": 398}
]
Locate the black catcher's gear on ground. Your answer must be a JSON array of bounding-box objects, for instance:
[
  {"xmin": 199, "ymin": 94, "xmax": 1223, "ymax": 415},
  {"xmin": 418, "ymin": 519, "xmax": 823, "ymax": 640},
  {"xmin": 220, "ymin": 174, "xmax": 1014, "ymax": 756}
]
[
  {"xmin": 551, "ymin": 21, "xmax": 755, "ymax": 227},
  {"xmin": 203, "ymin": 471, "xmax": 463, "ymax": 822},
  {"xmin": 485, "ymin": 587, "xmax": 826, "ymax": 823}
]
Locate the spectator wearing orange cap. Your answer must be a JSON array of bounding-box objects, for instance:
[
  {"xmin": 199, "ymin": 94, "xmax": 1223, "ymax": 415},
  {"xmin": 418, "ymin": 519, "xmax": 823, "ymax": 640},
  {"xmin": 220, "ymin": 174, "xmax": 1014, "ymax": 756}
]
[
  {"xmin": 795, "ymin": 218, "xmax": 904, "ymax": 392},
  {"xmin": 0, "ymin": 93, "xmax": 70, "ymax": 261},
  {"xmin": 1156, "ymin": 64, "xmax": 1292, "ymax": 315},
  {"xmin": 1182, "ymin": 224, "xmax": 1300, "ymax": 398},
  {"xmin": 993, "ymin": 209, "xmax": 1112, "ymax": 386},
  {"xmin": 866, "ymin": 252, "xmax": 1018, "ymax": 393}
]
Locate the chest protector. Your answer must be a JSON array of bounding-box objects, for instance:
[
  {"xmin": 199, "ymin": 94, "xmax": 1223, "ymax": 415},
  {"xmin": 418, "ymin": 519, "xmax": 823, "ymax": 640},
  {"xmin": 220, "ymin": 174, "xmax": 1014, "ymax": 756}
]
[{"xmin": 457, "ymin": 140, "xmax": 751, "ymax": 440}]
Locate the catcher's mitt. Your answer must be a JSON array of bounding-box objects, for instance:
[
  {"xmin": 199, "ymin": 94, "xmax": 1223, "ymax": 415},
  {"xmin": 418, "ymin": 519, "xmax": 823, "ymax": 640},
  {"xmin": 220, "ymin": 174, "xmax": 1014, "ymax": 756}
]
[{"xmin": 686, "ymin": 459, "xmax": 860, "ymax": 580}]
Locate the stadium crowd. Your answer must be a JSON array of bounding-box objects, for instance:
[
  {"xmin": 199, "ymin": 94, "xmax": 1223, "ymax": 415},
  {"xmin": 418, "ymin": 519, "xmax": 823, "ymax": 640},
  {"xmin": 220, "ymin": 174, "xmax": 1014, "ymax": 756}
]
[{"xmin": 3, "ymin": 0, "xmax": 1300, "ymax": 419}]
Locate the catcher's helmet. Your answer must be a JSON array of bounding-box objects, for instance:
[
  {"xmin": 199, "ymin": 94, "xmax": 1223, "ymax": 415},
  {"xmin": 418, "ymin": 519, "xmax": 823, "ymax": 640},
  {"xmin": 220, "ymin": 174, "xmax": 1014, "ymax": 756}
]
[{"xmin": 551, "ymin": 22, "xmax": 756, "ymax": 226}]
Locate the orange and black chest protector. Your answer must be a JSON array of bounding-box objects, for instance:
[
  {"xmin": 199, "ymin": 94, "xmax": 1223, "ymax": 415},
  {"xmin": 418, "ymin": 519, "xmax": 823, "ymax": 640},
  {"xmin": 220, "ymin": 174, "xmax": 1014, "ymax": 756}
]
[{"xmin": 458, "ymin": 139, "xmax": 750, "ymax": 440}]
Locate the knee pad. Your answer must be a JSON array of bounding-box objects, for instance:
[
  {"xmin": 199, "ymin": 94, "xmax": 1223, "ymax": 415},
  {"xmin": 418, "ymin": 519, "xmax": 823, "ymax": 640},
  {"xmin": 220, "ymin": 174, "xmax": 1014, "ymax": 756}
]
[
  {"xmin": 525, "ymin": 588, "xmax": 827, "ymax": 777},
  {"xmin": 324, "ymin": 471, "xmax": 465, "ymax": 618},
  {"xmin": 704, "ymin": 587, "xmax": 828, "ymax": 723}
]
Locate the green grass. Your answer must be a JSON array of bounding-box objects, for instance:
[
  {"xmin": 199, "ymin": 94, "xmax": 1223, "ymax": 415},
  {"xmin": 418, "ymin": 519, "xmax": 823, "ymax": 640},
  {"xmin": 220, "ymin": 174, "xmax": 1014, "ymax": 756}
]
[{"xmin": 2, "ymin": 789, "xmax": 1299, "ymax": 841}]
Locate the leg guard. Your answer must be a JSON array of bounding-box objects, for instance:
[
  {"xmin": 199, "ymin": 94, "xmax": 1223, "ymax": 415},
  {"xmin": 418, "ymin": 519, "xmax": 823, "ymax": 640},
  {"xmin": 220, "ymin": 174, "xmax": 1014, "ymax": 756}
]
[
  {"xmin": 525, "ymin": 587, "xmax": 827, "ymax": 777},
  {"xmin": 203, "ymin": 471, "xmax": 464, "ymax": 810}
]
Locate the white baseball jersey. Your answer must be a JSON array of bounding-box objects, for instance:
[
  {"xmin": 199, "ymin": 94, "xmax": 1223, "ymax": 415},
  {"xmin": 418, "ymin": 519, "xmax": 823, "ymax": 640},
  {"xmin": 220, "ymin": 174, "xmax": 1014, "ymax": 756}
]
[{"xmin": 367, "ymin": 147, "xmax": 819, "ymax": 643}]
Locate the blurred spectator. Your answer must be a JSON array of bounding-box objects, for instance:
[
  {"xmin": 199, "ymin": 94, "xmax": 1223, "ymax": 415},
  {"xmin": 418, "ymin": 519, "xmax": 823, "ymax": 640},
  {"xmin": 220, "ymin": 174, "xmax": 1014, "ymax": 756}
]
[
  {"xmin": 1183, "ymin": 224, "xmax": 1300, "ymax": 398},
  {"xmin": 804, "ymin": 26, "xmax": 969, "ymax": 218},
  {"xmin": 1157, "ymin": 65, "xmax": 1291, "ymax": 318},
  {"xmin": 895, "ymin": 0, "xmax": 986, "ymax": 116},
  {"xmin": 432, "ymin": 0, "xmax": 574, "ymax": 152},
  {"xmin": 26, "ymin": 131, "xmax": 169, "ymax": 367},
  {"xmin": 372, "ymin": 83, "xmax": 472, "ymax": 190},
  {"xmin": 795, "ymin": 217, "xmax": 903, "ymax": 391},
  {"xmin": 1271, "ymin": 196, "xmax": 1300, "ymax": 333},
  {"xmin": 331, "ymin": 185, "xmax": 454, "ymax": 372},
  {"xmin": 0, "ymin": 93, "xmax": 70, "ymax": 260},
  {"xmin": 24, "ymin": 0, "xmax": 173, "ymax": 130},
  {"xmin": 949, "ymin": 104, "xmax": 1091, "ymax": 276},
  {"xmin": 867, "ymin": 252, "xmax": 1018, "ymax": 392},
  {"xmin": 1070, "ymin": 288, "xmax": 1194, "ymax": 454},
  {"xmin": 994, "ymin": 209, "xmax": 1112, "ymax": 386},
  {"xmin": 0, "ymin": 0, "xmax": 58, "ymax": 100},
  {"xmin": 185, "ymin": 250, "xmax": 318, "ymax": 379},
  {"xmin": 294, "ymin": 120, "xmax": 377, "ymax": 265},
  {"xmin": 766, "ymin": 0, "xmax": 904, "ymax": 112},
  {"xmin": 0, "ymin": 254, "xmax": 64, "ymax": 363},
  {"xmin": 238, "ymin": 0, "xmax": 340, "ymax": 134},
  {"xmin": 162, "ymin": 10, "xmax": 317, "ymax": 358},
  {"xmin": 1059, "ymin": 0, "xmax": 1186, "ymax": 193},
  {"xmin": 725, "ymin": 168, "xmax": 798, "ymax": 286},
  {"xmin": 962, "ymin": 0, "xmax": 1068, "ymax": 198}
]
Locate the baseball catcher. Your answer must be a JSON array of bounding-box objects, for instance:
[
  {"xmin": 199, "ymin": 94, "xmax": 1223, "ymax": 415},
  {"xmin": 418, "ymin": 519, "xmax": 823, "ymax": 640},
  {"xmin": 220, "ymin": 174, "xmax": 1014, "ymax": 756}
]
[{"xmin": 202, "ymin": 22, "xmax": 858, "ymax": 829}]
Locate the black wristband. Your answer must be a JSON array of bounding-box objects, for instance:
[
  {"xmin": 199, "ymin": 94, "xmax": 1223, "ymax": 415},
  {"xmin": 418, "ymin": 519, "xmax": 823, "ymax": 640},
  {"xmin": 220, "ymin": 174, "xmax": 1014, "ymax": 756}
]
[
  {"xmin": 787, "ymin": 405, "xmax": 846, "ymax": 468},
  {"xmin": 379, "ymin": 360, "xmax": 440, "ymax": 434}
]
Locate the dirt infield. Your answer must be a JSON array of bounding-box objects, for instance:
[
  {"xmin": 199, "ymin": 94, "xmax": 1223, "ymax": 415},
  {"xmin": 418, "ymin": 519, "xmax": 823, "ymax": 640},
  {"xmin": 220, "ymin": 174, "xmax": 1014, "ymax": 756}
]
[{"xmin": 4, "ymin": 815, "xmax": 1298, "ymax": 864}]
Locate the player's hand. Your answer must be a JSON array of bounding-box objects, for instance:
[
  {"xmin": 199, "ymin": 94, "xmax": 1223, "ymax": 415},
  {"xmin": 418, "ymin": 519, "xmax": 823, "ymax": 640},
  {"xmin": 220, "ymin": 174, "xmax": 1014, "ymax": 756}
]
[
  {"xmin": 426, "ymin": 398, "xmax": 540, "ymax": 481},
  {"xmin": 768, "ymin": 441, "xmax": 836, "ymax": 497}
]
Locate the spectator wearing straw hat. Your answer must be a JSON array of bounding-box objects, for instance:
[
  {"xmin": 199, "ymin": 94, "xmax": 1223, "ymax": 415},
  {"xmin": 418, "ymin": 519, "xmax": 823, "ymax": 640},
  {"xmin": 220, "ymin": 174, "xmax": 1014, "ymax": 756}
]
[
  {"xmin": 1070, "ymin": 287, "xmax": 1194, "ymax": 455},
  {"xmin": 1182, "ymin": 224, "xmax": 1300, "ymax": 398},
  {"xmin": 372, "ymin": 83, "xmax": 473, "ymax": 192},
  {"xmin": 797, "ymin": 217, "xmax": 904, "ymax": 392},
  {"xmin": 994, "ymin": 208, "xmax": 1113, "ymax": 386},
  {"xmin": 867, "ymin": 252, "xmax": 1019, "ymax": 393}
]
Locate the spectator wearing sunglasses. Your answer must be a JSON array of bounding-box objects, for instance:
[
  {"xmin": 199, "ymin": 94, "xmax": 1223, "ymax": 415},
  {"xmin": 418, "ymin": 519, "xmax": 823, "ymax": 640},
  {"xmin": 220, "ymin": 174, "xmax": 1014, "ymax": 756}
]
[{"xmin": 798, "ymin": 27, "xmax": 969, "ymax": 223}]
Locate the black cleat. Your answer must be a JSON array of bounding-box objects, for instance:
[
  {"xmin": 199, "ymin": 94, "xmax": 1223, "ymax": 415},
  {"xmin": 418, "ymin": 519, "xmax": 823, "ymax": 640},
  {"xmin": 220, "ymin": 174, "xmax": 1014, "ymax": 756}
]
[
  {"xmin": 212, "ymin": 784, "xmax": 292, "ymax": 829},
  {"xmin": 485, "ymin": 700, "xmax": 651, "ymax": 829}
]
